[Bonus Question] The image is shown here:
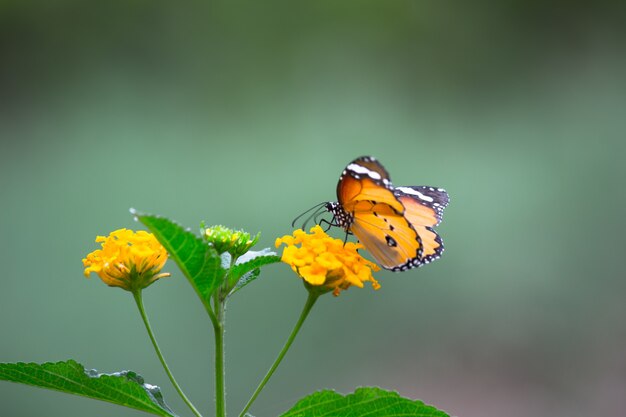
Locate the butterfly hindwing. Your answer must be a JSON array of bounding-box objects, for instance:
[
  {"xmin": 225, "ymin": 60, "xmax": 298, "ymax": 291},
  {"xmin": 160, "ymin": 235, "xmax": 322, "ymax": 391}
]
[
  {"xmin": 395, "ymin": 186, "xmax": 449, "ymax": 264},
  {"xmin": 394, "ymin": 186, "xmax": 449, "ymax": 225}
]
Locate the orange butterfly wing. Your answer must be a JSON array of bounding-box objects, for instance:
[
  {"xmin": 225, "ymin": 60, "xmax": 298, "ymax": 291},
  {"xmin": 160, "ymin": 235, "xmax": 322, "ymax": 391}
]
[
  {"xmin": 336, "ymin": 159, "xmax": 423, "ymax": 271},
  {"xmin": 330, "ymin": 156, "xmax": 449, "ymax": 271},
  {"xmin": 350, "ymin": 209, "xmax": 423, "ymax": 270},
  {"xmin": 395, "ymin": 186, "xmax": 449, "ymax": 264},
  {"xmin": 337, "ymin": 175, "xmax": 404, "ymax": 213}
]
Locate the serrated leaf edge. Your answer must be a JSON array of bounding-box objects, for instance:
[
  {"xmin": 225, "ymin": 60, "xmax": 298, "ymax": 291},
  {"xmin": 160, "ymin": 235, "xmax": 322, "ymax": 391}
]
[{"xmin": 0, "ymin": 360, "xmax": 176, "ymax": 417}]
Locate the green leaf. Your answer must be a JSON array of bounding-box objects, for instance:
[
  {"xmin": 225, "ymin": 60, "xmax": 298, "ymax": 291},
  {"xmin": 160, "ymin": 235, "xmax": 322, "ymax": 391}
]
[
  {"xmin": 227, "ymin": 248, "xmax": 280, "ymax": 295},
  {"xmin": 280, "ymin": 387, "xmax": 449, "ymax": 417},
  {"xmin": 134, "ymin": 211, "xmax": 225, "ymax": 302},
  {"xmin": 229, "ymin": 268, "xmax": 260, "ymax": 296},
  {"xmin": 234, "ymin": 248, "xmax": 281, "ymax": 268},
  {"xmin": 0, "ymin": 360, "xmax": 176, "ymax": 417},
  {"xmin": 230, "ymin": 249, "xmax": 280, "ymax": 282}
]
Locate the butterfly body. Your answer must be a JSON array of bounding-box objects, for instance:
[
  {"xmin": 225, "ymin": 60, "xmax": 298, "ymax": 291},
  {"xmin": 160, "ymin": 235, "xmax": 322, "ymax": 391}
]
[{"xmin": 326, "ymin": 156, "xmax": 449, "ymax": 272}]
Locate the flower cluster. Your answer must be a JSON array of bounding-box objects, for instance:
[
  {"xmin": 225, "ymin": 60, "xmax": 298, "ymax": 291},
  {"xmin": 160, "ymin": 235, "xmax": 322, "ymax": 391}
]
[
  {"xmin": 204, "ymin": 225, "xmax": 259, "ymax": 258},
  {"xmin": 275, "ymin": 225, "xmax": 380, "ymax": 296},
  {"xmin": 82, "ymin": 229, "xmax": 170, "ymax": 292}
]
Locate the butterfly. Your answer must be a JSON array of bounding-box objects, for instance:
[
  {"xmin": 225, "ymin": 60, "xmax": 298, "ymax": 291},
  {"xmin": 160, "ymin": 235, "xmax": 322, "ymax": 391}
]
[{"xmin": 322, "ymin": 156, "xmax": 449, "ymax": 271}]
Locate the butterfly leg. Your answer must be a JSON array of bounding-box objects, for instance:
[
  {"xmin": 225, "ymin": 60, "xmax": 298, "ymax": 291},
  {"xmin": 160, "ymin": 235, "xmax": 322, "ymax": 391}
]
[{"xmin": 318, "ymin": 218, "xmax": 335, "ymax": 232}]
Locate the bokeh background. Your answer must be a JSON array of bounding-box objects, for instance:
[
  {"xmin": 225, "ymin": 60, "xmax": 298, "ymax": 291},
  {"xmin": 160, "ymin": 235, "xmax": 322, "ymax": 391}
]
[{"xmin": 1, "ymin": 1, "xmax": 625, "ymax": 417}]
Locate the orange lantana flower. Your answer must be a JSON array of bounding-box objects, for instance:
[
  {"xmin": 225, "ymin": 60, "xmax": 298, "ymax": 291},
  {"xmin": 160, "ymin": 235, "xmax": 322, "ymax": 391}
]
[{"xmin": 276, "ymin": 225, "xmax": 380, "ymax": 296}]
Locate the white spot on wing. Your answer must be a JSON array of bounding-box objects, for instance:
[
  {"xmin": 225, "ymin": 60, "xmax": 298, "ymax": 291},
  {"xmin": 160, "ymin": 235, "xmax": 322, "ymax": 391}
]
[
  {"xmin": 346, "ymin": 163, "xmax": 382, "ymax": 180},
  {"xmin": 396, "ymin": 186, "xmax": 434, "ymax": 202}
]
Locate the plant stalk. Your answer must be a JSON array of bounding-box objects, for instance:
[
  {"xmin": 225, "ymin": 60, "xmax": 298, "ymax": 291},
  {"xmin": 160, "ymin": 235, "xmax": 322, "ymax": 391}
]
[
  {"xmin": 132, "ymin": 290, "xmax": 203, "ymax": 417},
  {"xmin": 238, "ymin": 292, "xmax": 319, "ymax": 417},
  {"xmin": 212, "ymin": 253, "xmax": 238, "ymax": 417},
  {"xmin": 213, "ymin": 289, "xmax": 227, "ymax": 417}
]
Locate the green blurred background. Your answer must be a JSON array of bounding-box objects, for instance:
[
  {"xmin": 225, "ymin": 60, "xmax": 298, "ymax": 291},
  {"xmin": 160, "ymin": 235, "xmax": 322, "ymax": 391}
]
[{"xmin": 1, "ymin": 1, "xmax": 625, "ymax": 416}]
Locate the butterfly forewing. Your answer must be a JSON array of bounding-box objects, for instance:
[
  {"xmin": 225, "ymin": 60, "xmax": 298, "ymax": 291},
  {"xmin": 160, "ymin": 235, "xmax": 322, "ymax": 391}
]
[
  {"xmin": 350, "ymin": 206, "xmax": 423, "ymax": 271},
  {"xmin": 337, "ymin": 176, "xmax": 404, "ymax": 213},
  {"xmin": 343, "ymin": 156, "xmax": 391, "ymax": 183}
]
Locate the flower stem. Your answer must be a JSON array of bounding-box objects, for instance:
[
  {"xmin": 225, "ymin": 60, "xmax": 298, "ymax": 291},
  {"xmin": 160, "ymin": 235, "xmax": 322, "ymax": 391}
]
[
  {"xmin": 238, "ymin": 292, "xmax": 319, "ymax": 417},
  {"xmin": 132, "ymin": 291, "xmax": 203, "ymax": 417},
  {"xmin": 213, "ymin": 254, "xmax": 237, "ymax": 417},
  {"xmin": 213, "ymin": 293, "xmax": 226, "ymax": 417}
]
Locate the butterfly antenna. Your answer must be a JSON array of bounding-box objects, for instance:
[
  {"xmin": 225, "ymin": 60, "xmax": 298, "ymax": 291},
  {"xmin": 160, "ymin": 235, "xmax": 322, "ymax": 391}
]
[
  {"xmin": 301, "ymin": 205, "xmax": 330, "ymax": 230},
  {"xmin": 291, "ymin": 202, "xmax": 327, "ymax": 228},
  {"xmin": 313, "ymin": 207, "xmax": 329, "ymax": 227}
]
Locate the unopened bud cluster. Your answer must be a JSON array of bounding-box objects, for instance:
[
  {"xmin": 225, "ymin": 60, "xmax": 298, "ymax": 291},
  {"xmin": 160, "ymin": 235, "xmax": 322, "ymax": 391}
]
[{"xmin": 204, "ymin": 225, "xmax": 259, "ymax": 258}]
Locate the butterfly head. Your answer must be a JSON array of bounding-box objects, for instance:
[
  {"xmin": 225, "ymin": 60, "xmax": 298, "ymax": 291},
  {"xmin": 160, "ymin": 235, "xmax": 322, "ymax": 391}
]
[{"xmin": 324, "ymin": 201, "xmax": 338, "ymax": 212}]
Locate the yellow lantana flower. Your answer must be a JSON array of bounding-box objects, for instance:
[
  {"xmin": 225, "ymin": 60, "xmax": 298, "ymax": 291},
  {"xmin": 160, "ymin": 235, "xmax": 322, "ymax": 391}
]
[
  {"xmin": 83, "ymin": 229, "xmax": 170, "ymax": 292},
  {"xmin": 275, "ymin": 225, "xmax": 380, "ymax": 296}
]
